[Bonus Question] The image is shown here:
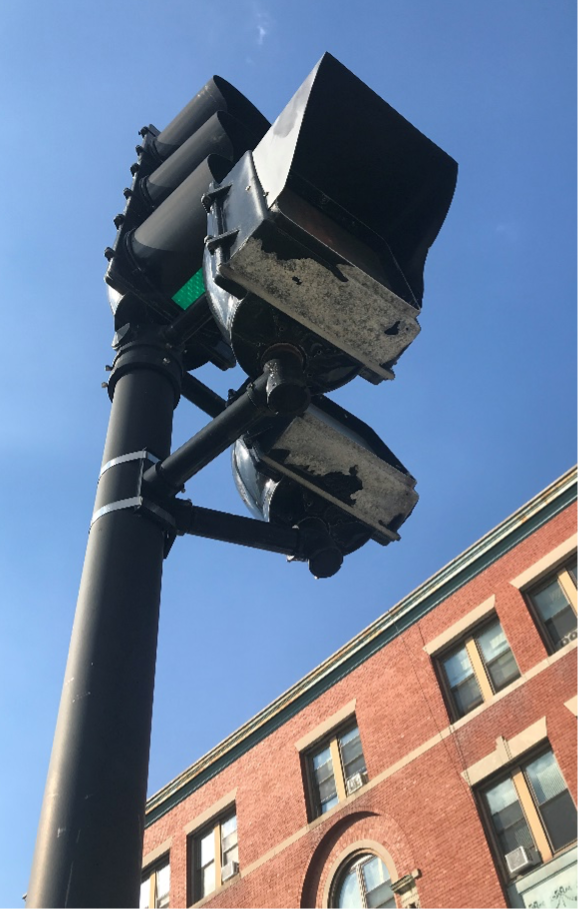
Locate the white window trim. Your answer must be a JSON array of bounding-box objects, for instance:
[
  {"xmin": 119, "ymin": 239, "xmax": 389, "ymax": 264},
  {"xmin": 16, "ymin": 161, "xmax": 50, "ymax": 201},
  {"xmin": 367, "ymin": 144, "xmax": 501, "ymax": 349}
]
[
  {"xmin": 295, "ymin": 700, "xmax": 357, "ymax": 752},
  {"xmin": 422, "ymin": 596, "xmax": 495, "ymax": 655},
  {"xmin": 183, "ymin": 789, "xmax": 237, "ymax": 836},
  {"xmin": 143, "ymin": 838, "xmax": 172, "ymax": 870},
  {"xmin": 510, "ymin": 534, "xmax": 577, "ymax": 591},
  {"xmin": 322, "ymin": 840, "xmax": 398, "ymax": 909},
  {"xmin": 460, "ymin": 717, "xmax": 547, "ymax": 785}
]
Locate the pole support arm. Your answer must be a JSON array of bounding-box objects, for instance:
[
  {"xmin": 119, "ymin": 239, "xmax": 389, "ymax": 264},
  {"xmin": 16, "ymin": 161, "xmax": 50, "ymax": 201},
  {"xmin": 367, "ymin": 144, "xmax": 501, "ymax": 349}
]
[
  {"xmin": 143, "ymin": 347, "xmax": 310, "ymax": 500},
  {"xmin": 172, "ymin": 501, "xmax": 343, "ymax": 578}
]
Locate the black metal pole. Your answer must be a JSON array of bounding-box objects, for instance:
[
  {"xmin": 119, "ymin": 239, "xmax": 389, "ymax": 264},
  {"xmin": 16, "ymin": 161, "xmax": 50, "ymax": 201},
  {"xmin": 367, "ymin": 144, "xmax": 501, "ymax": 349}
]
[{"xmin": 26, "ymin": 328, "xmax": 181, "ymax": 908}]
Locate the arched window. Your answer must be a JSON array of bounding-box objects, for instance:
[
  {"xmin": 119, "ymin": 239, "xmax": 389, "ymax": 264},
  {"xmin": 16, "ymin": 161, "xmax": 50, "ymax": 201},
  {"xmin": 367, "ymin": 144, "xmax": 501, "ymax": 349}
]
[{"xmin": 332, "ymin": 853, "xmax": 395, "ymax": 908}]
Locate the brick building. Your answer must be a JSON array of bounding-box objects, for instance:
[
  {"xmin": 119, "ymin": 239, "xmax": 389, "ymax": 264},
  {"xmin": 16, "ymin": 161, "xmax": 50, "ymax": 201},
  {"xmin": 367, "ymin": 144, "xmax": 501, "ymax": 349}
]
[{"xmin": 140, "ymin": 468, "xmax": 577, "ymax": 909}]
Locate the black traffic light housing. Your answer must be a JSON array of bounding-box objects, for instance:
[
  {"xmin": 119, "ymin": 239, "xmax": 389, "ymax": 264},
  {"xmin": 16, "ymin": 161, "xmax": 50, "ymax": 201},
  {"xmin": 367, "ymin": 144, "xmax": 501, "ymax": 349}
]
[
  {"xmin": 104, "ymin": 76, "xmax": 270, "ymax": 370},
  {"xmin": 203, "ymin": 53, "xmax": 457, "ymax": 387},
  {"xmin": 102, "ymin": 55, "xmax": 457, "ymax": 574},
  {"xmin": 232, "ymin": 395, "xmax": 418, "ymax": 555}
]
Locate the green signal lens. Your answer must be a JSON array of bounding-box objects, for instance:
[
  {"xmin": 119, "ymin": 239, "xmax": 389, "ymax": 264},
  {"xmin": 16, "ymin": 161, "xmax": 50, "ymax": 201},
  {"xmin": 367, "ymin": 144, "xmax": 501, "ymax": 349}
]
[{"xmin": 172, "ymin": 268, "xmax": 205, "ymax": 310}]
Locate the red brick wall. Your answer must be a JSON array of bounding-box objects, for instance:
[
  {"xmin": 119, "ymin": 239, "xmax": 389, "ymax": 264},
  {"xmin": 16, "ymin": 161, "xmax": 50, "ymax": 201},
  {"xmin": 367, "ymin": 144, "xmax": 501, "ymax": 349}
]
[{"xmin": 143, "ymin": 502, "xmax": 577, "ymax": 909}]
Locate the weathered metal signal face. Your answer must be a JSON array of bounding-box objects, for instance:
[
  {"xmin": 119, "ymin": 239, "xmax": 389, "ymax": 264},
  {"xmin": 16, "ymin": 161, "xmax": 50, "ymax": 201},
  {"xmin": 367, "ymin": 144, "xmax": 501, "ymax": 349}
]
[
  {"xmin": 232, "ymin": 396, "xmax": 419, "ymax": 558},
  {"xmin": 203, "ymin": 52, "xmax": 457, "ymax": 387},
  {"xmin": 206, "ymin": 281, "xmax": 360, "ymax": 395}
]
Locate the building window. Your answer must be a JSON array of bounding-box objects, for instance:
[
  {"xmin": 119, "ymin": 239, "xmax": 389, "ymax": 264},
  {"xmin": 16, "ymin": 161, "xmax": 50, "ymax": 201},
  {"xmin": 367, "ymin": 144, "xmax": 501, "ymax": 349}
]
[
  {"xmin": 140, "ymin": 857, "xmax": 170, "ymax": 909},
  {"xmin": 191, "ymin": 809, "xmax": 238, "ymax": 902},
  {"xmin": 438, "ymin": 616, "xmax": 520, "ymax": 720},
  {"xmin": 480, "ymin": 748, "xmax": 577, "ymax": 882},
  {"xmin": 526, "ymin": 556, "xmax": 577, "ymax": 653},
  {"xmin": 306, "ymin": 722, "xmax": 367, "ymax": 819},
  {"xmin": 332, "ymin": 853, "xmax": 396, "ymax": 908}
]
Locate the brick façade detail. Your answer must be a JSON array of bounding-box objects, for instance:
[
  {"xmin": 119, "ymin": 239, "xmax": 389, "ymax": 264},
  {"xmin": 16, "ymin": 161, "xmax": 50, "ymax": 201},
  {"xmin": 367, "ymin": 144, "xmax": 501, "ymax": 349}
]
[{"xmin": 142, "ymin": 477, "xmax": 577, "ymax": 909}]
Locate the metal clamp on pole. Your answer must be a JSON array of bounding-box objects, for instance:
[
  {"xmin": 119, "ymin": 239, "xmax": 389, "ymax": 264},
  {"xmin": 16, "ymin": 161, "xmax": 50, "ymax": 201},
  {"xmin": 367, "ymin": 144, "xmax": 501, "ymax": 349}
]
[{"xmin": 91, "ymin": 449, "xmax": 179, "ymax": 554}]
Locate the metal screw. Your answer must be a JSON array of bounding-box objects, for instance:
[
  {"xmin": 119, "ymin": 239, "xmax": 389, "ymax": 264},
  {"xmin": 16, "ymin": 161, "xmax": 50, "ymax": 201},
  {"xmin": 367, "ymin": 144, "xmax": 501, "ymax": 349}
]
[
  {"xmin": 123, "ymin": 188, "xmax": 132, "ymax": 199},
  {"xmin": 113, "ymin": 214, "xmax": 125, "ymax": 229},
  {"xmin": 104, "ymin": 247, "xmax": 115, "ymax": 261}
]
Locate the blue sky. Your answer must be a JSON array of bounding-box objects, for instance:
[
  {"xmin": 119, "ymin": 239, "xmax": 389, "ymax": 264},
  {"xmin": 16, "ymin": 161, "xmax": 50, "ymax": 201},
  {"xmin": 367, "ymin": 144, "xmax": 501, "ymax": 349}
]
[{"xmin": 0, "ymin": 0, "xmax": 576, "ymax": 906}]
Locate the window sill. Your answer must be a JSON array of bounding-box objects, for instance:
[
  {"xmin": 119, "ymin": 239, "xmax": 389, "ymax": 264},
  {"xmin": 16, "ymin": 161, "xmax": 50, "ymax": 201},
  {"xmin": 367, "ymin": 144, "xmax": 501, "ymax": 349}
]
[
  {"xmin": 189, "ymin": 873, "xmax": 241, "ymax": 909},
  {"xmin": 448, "ymin": 638, "xmax": 577, "ymax": 733},
  {"xmin": 307, "ymin": 780, "xmax": 373, "ymax": 830}
]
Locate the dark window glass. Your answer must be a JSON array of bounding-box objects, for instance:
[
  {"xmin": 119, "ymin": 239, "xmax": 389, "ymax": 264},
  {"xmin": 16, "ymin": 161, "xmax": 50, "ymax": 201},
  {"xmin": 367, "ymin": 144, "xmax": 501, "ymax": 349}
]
[
  {"xmin": 140, "ymin": 860, "xmax": 170, "ymax": 909},
  {"xmin": 525, "ymin": 752, "xmax": 577, "ymax": 851},
  {"xmin": 312, "ymin": 745, "xmax": 338, "ymax": 815},
  {"xmin": 221, "ymin": 813, "xmax": 238, "ymax": 868},
  {"xmin": 362, "ymin": 856, "xmax": 395, "ymax": 908},
  {"xmin": 339, "ymin": 727, "xmax": 366, "ymax": 782},
  {"xmin": 476, "ymin": 620, "xmax": 519, "ymax": 692},
  {"xmin": 442, "ymin": 645, "xmax": 483, "ymax": 717},
  {"xmin": 566, "ymin": 556, "xmax": 577, "ymax": 585},
  {"xmin": 334, "ymin": 855, "xmax": 395, "ymax": 909},
  {"xmin": 337, "ymin": 868, "xmax": 361, "ymax": 908},
  {"xmin": 193, "ymin": 810, "xmax": 237, "ymax": 901},
  {"xmin": 483, "ymin": 778, "xmax": 535, "ymax": 858},
  {"xmin": 530, "ymin": 578, "xmax": 577, "ymax": 650},
  {"xmin": 481, "ymin": 749, "xmax": 576, "ymax": 883},
  {"xmin": 198, "ymin": 830, "xmax": 215, "ymax": 898}
]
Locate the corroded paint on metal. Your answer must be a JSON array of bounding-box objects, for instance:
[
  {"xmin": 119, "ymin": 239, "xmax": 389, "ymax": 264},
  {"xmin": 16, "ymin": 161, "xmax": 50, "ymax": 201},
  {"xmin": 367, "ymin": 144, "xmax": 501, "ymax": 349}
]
[
  {"xmin": 222, "ymin": 234, "xmax": 419, "ymax": 381},
  {"xmin": 256, "ymin": 409, "xmax": 418, "ymax": 538}
]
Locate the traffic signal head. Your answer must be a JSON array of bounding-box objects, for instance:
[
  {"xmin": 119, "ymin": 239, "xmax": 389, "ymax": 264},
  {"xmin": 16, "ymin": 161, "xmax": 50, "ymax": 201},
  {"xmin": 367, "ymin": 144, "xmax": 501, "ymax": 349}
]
[
  {"xmin": 203, "ymin": 52, "xmax": 457, "ymax": 388},
  {"xmin": 105, "ymin": 77, "xmax": 269, "ymax": 329},
  {"xmin": 232, "ymin": 395, "xmax": 418, "ymax": 567},
  {"xmin": 148, "ymin": 76, "xmax": 270, "ymax": 164}
]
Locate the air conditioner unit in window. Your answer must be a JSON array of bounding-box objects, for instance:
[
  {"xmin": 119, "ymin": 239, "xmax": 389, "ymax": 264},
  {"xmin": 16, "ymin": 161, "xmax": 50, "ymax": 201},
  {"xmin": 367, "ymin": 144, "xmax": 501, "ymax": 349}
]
[
  {"xmin": 221, "ymin": 860, "xmax": 239, "ymax": 882},
  {"xmin": 505, "ymin": 846, "xmax": 536, "ymax": 876},
  {"xmin": 346, "ymin": 771, "xmax": 369, "ymax": 795}
]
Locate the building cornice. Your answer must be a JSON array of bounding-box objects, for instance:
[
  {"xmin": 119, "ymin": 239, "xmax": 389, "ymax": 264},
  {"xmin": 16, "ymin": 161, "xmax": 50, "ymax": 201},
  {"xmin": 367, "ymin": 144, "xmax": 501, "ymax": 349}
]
[{"xmin": 145, "ymin": 466, "xmax": 577, "ymax": 827}]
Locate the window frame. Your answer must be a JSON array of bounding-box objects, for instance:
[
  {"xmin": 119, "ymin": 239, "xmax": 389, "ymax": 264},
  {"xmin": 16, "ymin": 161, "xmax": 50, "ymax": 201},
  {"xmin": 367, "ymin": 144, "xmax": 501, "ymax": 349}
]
[
  {"xmin": 304, "ymin": 719, "xmax": 367, "ymax": 821},
  {"xmin": 436, "ymin": 614, "xmax": 520, "ymax": 722},
  {"xmin": 478, "ymin": 746, "xmax": 577, "ymax": 885},
  {"xmin": 140, "ymin": 855, "xmax": 170, "ymax": 909},
  {"xmin": 331, "ymin": 851, "xmax": 396, "ymax": 909},
  {"xmin": 189, "ymin": 806, "xmax": 239, "ymax": 904},
  {"xmin": 524, "ymin": 557, "xmax": 578, "ymax": 655}
]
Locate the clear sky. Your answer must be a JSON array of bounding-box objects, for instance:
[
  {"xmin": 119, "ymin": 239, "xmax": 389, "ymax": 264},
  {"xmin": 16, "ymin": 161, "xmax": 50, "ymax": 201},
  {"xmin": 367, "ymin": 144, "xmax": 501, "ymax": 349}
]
[{"xmin": 0, "ymin": 0, "xmax": 576, "ymax": 906}]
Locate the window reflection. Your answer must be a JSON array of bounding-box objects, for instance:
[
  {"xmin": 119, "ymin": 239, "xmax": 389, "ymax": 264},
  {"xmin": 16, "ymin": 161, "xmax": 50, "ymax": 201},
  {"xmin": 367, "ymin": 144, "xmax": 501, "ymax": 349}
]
[{"xmin": 333, "ymin": 854, "xmax": 395, "ymax": 909}]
